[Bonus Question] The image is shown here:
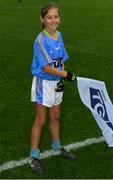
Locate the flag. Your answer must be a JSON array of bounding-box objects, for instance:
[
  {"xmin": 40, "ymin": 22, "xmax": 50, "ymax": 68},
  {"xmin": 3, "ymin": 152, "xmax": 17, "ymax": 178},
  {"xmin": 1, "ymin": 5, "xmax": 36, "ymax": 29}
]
[{"xmin": 77, "ymin": 77, "xmax": 113, "ymax": 147}]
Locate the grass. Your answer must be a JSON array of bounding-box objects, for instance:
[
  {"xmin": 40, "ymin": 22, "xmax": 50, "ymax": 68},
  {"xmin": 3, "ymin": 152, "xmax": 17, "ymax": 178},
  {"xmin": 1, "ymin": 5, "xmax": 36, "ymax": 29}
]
[{"xmin": 0, "ymin": 0, "xmax": 113, "ymax": 178}]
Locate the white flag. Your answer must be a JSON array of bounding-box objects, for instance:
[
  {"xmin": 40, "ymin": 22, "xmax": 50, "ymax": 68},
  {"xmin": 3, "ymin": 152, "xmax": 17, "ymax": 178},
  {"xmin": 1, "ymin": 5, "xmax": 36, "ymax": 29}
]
[{"xmin": 77, "ymin": 77, "xmax": 113, "ymax": 147}]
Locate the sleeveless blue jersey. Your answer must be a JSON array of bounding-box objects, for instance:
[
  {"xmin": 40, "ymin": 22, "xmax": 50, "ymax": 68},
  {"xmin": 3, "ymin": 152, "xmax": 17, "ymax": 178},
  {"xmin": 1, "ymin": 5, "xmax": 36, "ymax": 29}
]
[{"xmin": 31, "ymin": 31, "xmax": 68, "ymax": 80}]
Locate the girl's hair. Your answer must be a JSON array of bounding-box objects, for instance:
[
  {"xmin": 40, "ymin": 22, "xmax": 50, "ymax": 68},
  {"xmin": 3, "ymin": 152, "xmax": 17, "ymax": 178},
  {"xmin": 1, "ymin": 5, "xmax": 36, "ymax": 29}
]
[{"xmin": 40, "ymin": 3, "xmax": 60, "ymax": 30}]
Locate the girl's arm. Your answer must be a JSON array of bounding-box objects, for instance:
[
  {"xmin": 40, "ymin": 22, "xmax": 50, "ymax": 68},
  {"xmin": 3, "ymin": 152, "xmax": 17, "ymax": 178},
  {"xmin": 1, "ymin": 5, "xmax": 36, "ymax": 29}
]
[{"xmin": 43, "ymin": 64, "xmax": 67, "ymax": 78}]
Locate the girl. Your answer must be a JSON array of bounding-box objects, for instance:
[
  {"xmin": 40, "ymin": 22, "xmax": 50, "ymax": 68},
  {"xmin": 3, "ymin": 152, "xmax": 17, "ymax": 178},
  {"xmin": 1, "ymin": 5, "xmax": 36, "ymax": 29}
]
[{"xmin": 30, "ymin": 3, "xmax": 76, "ymax": 174}]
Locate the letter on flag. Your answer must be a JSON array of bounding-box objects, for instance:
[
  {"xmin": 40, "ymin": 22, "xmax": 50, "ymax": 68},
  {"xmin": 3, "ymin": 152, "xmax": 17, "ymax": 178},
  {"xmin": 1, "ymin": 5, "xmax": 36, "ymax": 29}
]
[{"xmin": 77, "ymin": 77, "xmax": 113, "ymax": 147}]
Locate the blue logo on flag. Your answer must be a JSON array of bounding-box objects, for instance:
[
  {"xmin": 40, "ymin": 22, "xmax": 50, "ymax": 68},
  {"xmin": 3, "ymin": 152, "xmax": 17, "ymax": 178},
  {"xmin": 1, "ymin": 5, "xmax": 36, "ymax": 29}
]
[{"xmin": 89, "ymin": 87, "xmax": 113, "ymax": 131}]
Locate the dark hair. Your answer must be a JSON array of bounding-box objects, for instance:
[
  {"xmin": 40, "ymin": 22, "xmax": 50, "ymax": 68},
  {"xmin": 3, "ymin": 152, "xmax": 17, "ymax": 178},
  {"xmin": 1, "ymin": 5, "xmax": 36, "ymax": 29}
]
[{"xmin": 40, "ymin": 3, "xmax": 60, "ymax": 29}]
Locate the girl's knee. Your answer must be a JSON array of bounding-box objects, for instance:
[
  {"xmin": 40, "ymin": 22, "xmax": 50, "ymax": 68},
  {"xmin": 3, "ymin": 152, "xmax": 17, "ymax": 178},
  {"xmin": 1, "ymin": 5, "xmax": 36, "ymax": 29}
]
[
  {"xmin": 34, "ymin": 117, "xmax": 45, "ymax": 127},
  {"xmin": 50, "ymin": 115, "xmax": 59, "ymax": 122}
]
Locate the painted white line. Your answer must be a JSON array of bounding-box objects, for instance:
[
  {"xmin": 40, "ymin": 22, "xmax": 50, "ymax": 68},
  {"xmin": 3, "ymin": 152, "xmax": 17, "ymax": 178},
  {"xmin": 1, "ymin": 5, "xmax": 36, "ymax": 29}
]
[{"xmin": 0, "ymin": 136, "xmax": 105, "ymax": 173}]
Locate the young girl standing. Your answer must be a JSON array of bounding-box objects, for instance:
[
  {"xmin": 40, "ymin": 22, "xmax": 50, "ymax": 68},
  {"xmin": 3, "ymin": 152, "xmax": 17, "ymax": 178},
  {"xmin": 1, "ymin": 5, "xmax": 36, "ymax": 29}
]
[{"xmin": 30, "ymin": 3, "xmax": 76, "ymax": 174}]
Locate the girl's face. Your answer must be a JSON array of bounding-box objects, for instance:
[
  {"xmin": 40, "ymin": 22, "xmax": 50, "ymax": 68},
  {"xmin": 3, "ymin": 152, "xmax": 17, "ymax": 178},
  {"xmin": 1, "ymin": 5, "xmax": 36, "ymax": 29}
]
[{"xmin": 41, "ymin": 8, "xmax": 60, "ymax": 31}]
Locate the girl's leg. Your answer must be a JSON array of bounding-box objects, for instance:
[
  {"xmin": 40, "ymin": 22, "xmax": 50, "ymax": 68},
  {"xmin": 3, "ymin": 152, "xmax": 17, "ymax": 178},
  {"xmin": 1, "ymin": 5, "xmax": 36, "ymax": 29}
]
[
  {"xmin": 49, "ymin": 105, "xmax": 76, "ymax": 161},
  {"xmin": 31, "ymin": 104, "xmax": 47, "ymax": 154},
  {"xmin": 49, "ymin": 105, "xmax": 62, "ymax": 150},
  {"xmin": 30, "ymin": 104, "xmax": 47, "ymax": 174}
]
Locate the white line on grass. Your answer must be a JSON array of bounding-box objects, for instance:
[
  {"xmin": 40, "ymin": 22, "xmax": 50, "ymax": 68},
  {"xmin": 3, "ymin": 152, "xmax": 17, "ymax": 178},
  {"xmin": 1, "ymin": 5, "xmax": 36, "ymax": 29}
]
[{"xmin": 0, "ymin": 136, "xmax": 105, "ymax": 173}]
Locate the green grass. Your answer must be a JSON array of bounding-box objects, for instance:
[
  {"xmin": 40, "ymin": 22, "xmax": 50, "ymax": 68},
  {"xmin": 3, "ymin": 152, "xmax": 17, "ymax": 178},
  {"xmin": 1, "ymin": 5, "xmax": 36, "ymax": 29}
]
[{"xmin": 0, "ymin": 0, "xmax": 113, "ymax": 178}]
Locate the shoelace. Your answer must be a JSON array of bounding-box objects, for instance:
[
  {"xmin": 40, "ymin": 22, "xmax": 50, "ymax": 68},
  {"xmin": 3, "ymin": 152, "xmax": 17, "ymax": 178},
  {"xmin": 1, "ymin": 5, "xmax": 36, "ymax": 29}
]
[{"xmin": 31, "ymin": 158, "xmax": 41, "ymax": 168}]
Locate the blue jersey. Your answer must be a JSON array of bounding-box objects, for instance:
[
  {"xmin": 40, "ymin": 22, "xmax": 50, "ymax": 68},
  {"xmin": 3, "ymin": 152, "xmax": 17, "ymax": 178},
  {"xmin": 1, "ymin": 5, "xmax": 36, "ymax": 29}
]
[{"xmin": 31, "ymin": 30, "xmax": 68, "ymax": 80}]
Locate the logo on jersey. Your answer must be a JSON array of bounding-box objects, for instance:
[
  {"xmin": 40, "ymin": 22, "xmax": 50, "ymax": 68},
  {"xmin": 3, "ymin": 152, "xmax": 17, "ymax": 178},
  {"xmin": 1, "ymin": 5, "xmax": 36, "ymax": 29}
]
[
  {"xmin": 89, "ymin": 87, "xmax": 113, "ymax": 131},
  {"xmin": 55, "ymin": 47, "xmax": 60, "ymax": 50}
]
